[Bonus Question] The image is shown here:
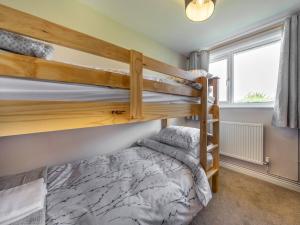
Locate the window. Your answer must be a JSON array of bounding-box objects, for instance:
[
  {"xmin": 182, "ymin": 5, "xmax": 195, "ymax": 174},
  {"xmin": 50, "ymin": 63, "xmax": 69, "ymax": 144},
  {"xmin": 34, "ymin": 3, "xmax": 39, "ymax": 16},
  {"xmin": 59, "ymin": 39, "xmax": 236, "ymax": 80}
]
[
  {"xmin": 233, "ymin": 42, "xmax": 281, "ymax": 103},
  {"xmin": 209, "ymin": 29, "xmax": 282, "ymax": 107}
]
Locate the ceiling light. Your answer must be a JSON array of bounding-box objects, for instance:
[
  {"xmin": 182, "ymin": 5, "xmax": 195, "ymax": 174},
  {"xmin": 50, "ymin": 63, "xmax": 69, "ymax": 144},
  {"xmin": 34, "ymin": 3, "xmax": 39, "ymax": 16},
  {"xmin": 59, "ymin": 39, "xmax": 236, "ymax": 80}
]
[{"xmin": 185, "ymin": 0, "xmax": 215, "ymax": 22}]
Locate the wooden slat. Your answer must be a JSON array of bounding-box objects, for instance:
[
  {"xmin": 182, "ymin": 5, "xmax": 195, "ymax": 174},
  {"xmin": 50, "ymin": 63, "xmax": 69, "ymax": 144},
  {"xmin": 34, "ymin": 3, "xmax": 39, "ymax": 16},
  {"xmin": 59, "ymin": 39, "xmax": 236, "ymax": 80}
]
[
  {"xmin": 198, "ymin": 77, "xmax": 208, "ymax": 171},
  {"xmin": 0, "ymin": 52, "xmax": 130, "ymax": 89},
  {"xmin": 212, "ymin": 171, "xmax": 219, "ymax": 193},
  {"xmin": 130, "ymin": 50, "xmax": 143, "ymax": 119},
  {"xmin": 208, "ymin": 104, "xmax": 214, "ymax": 114},
  {"xmin": 0, "ymin": 52, "xmax": 200, "ymax": 97},
  {"xmin": 206, "ymin": 168, "xmax": 219, "ymax": 179},
  {"xmin": 207, "ymin": 144, "xmax": 219, "ymax": 153},
  {"xmin": 161, "ymin": 119, "xmax": 169, "ymax": 129},
  {"xmin": 208, "ymin": 119, "xmax": 219, "ymax": 123},
  {"xmin": 207, "ymin": 133, "xmax": 213, "ymax": 143},
  {"xmin": 143, "ymin": 79, "xmax": 200, "ymax": 97},
  {"xmin": 0, "ymin": 4, "xmax": 130, "ymax": 63},
  {"xmin": 144, "ymin": 103, "xmax": 200, "ymax": 119},
  {"xmin": 209, "ymin": 77, "xmax": 220, "ymax": 105},
  {"xmin": 0, "ymin": 101, "xmax": 130, "ymax": 137},
  {"xmin": 211, "ymin": 104, "xmax": 220, "ymax": 193},
  {"xmin": 0, "ymin": 101, "xmax": 201, "ymax": 137},
  {"xmin": 211, "ymin": 105, "xmax": 220, "ymax": 146},
  {"xmin": 143, "ymin": 56, "xmax": 195, "ymax": 81}
]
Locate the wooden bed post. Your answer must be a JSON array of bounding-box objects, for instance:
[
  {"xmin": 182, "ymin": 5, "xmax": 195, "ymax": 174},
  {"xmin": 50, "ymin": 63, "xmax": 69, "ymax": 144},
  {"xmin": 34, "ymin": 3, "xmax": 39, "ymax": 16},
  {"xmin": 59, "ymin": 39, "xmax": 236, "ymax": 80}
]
[
  {"xmin": 211, "ymin": 104, "xmax": 220, "ymax": 193},
  {"xmin": 211, "ymin": 78, "xmax": 219, "ymax": 105},
  {"xmin": 198, "ymin": 77, "xmax": 208, "ymax": 172},
  {"xmin": 161, "ymin": 119, "xmax": 169, "ymax": 129},
  {"xmin": 211, "ymin": 78, "xmax": 220, "ymax": 193},
  {"xmin": 130, "ymin": 50, "xmax": 143, "ymax": 119}
]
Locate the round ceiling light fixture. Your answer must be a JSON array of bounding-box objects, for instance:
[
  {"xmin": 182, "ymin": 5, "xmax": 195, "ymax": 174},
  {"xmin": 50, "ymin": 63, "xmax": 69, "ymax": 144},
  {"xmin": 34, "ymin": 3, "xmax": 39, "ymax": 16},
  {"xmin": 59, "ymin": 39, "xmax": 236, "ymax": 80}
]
[{"xmin": 185, "ymin": 0, "xmax": 215, "ymax": 22}]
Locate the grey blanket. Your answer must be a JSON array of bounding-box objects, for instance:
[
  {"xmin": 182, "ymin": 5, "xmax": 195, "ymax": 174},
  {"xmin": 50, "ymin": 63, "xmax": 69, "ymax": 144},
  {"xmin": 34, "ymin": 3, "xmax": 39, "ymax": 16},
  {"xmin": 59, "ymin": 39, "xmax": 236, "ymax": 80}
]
[{"xmin": 46, "ymin": 143, "xmax": 211, "ymax": 225}]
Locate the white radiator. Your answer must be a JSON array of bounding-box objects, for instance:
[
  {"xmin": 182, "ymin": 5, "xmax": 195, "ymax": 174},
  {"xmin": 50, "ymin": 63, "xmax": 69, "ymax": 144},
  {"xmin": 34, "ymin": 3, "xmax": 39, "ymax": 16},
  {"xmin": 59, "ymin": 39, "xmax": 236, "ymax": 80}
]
[{"xmin": 220, "ymin": 121, "xmax": 264, "ymax": 165}]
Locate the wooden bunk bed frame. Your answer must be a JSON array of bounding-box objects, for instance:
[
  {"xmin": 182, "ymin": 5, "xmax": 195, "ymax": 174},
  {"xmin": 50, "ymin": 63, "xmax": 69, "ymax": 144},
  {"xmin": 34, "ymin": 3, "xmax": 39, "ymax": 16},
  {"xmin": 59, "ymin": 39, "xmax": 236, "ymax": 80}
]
[{"xmin": 0, "ymin": 4, "xmax": 220, "ymax": 192}]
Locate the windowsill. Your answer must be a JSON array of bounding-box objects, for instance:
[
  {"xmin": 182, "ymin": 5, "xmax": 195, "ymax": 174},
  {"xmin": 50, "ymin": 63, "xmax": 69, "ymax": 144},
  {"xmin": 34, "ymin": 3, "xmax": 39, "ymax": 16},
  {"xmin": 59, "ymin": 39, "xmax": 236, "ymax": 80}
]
[{"xmin": 220, "ymin": 103, "xmax": 274, "ymax": 109}]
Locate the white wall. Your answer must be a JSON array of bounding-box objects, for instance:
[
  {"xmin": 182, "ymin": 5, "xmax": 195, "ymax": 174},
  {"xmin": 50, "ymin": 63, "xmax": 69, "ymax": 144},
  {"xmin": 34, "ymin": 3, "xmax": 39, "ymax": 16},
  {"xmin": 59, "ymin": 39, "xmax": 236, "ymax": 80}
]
[
  {"xmin": 0, "ymin": 0, "xmax": 185, "ymax": 68},
  {"xmin": 0, "ymin": 121, "xmax": 161, "ymax": 176},
  {"xmin": 0, "ymin": 0, "xmax": 186, "ymax": 176}
]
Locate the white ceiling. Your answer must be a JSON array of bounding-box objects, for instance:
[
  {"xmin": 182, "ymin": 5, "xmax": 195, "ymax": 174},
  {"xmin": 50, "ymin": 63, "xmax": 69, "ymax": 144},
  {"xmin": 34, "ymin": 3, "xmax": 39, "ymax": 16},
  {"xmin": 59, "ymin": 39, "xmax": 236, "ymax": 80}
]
[{"xmin": 79, "ymin": 0, "xmax": 300, "ymax": 55}]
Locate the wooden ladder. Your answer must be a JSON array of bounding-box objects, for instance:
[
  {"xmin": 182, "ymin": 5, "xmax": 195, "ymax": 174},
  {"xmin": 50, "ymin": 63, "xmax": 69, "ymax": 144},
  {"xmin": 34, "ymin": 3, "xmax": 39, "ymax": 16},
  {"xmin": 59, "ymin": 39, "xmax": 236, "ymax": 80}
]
[
  {"xmin": 207, "ymin": 104, "xmax": 220, "ymax": 193},
  {"xmin": 199, "ymin": 77, "xmax": 220, "ymax": 193}
]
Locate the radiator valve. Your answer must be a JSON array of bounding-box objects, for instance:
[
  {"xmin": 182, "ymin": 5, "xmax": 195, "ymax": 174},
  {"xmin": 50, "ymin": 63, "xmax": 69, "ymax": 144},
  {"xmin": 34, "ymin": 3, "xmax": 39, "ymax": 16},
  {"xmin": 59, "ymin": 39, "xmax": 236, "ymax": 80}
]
[{"xmin": 263, "ymin": 157, "xmax": 271, "ymax": 173}]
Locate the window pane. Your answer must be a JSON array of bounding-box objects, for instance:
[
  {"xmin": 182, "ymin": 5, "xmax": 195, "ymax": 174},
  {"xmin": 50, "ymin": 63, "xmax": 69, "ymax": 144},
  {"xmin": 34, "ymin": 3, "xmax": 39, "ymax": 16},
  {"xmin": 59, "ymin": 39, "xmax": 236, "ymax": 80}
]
[
  {"xmin": 209, "ymin": 59, "xmax": 227, "ymax": 102},
  {"xmin": 233, "ymin": 42, "xmax": 281, "ymax": 103}
]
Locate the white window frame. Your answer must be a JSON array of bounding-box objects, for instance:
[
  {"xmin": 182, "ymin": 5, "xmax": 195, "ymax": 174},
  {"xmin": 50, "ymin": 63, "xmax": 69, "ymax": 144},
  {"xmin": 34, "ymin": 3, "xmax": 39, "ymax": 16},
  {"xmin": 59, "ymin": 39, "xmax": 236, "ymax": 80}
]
[{"xmin": 209, "ymin": 27, "xmax": 282, "ymax": 108}]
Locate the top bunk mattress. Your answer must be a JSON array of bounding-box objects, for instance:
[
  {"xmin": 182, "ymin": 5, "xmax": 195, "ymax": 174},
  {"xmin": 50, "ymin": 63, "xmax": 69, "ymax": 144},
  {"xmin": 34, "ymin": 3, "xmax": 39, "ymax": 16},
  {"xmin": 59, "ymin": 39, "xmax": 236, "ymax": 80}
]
[{"xmin": 0, "ymin": 76, "xmax": 215, "ymax": 104}]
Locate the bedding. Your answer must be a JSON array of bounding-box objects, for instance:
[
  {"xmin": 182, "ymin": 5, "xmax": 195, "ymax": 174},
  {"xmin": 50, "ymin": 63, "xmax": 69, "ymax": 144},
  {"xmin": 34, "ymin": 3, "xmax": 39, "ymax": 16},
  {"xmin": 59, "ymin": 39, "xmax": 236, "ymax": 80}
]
[
  {"xmin": 0, "ymin": 167, "xmax": 47, "ymax": 225},
  {"xmin": 46, "ymin": 143, "xmax": 211, "ymax": 225},
  {"xmin": 99, "ymin": 69, "xmax": 204, "ymax": 90},
  {"xmin": 0, "ymin": 30, "xmax": 54, "ymax": 59},
  {"xmin": 0, "ymin": 77, "xmax": 215, "ymax": 104},
  {"xmin": 137, "ymin": 138, "xmax": 213, "ymax": 173},
  {"xmin": 154, "ymin": 126, "xmax": 200, "ymax": 150},
  {"xmin": 0, "ymin": 179, "xmax": 47, "ymax": 225}
]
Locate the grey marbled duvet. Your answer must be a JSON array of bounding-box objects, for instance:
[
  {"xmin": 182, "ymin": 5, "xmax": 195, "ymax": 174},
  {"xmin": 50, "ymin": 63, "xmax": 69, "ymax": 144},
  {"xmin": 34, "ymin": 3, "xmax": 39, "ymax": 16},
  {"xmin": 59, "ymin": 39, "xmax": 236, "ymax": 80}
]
[{"xmin": 46, "ymin": 141, "xmax": 211, "ymax": 225}]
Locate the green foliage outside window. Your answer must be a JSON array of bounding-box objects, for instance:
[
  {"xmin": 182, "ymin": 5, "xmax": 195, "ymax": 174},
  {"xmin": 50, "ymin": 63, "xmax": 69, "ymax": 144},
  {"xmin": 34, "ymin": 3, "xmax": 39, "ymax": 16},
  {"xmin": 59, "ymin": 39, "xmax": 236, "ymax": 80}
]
[{"xmin": 242, "ymin": 92, "xmax": 272, "ymax": 103}]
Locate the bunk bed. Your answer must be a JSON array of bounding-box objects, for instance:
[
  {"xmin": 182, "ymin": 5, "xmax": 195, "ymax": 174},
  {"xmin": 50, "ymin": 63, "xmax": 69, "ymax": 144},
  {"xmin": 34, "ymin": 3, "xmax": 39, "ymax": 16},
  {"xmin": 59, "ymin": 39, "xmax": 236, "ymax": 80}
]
[{"xmin": 0, "ymin": 4, "xmax": 220, "ymax": 225}]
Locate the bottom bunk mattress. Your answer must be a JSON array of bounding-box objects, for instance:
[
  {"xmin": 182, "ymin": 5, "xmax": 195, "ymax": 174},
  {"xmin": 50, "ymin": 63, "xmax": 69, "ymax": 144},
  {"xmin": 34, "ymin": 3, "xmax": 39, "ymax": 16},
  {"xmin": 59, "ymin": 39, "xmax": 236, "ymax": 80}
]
[{"xmin": 46, "ymin": 141, "xmax": 212, "ymax": 225}]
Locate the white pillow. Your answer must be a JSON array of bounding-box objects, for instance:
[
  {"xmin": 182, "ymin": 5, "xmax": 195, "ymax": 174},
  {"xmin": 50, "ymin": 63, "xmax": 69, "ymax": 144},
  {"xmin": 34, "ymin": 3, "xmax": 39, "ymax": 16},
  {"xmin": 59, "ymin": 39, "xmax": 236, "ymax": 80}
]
[{"xmin": 154, "ymin": 126, "xmax": 200, "ymax": 150}]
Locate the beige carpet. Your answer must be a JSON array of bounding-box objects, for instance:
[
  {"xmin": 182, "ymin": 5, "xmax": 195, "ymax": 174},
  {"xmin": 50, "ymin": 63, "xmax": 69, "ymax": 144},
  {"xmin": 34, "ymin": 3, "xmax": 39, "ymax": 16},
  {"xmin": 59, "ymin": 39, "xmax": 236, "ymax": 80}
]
[{"xmin": 191, "ymin": 168, "xmax": 300, "ymax": 225}]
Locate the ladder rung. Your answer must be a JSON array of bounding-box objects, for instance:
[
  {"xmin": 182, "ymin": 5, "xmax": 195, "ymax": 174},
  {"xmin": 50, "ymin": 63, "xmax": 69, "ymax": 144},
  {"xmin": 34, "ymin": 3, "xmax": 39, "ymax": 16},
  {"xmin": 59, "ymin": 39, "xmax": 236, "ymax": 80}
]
[
  {"xmin": 207, "ymin": 144, "xmax": 218, "ymax": 153},
  {"xmin": 208, "ymin": 119, "xmax": 219, "ymax": 123},
  {"xmin": 207, "ymin": 168, "xmax": 219, "ymax": 179},
  {"xmin": 207, "ymin": 132, "xmax": 213, "ymax": 137},
  {"xmin": 207, "ymin": 133, "xmax": 213, "ymax": 142}
]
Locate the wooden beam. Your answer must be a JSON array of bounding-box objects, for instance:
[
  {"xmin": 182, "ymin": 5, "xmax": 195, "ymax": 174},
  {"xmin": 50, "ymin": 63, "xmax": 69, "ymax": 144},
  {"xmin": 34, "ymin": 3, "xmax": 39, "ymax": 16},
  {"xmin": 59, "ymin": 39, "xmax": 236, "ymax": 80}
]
[
  {"xmin": 0, "ymin": 52, "xmax": 130, "ymax": 89},
  {"xmin": 144, "ymin": 103, "xmax": 200, "ymax": 119},
  {"xmin": 143, "ymin": 56, "xmax": 195, "ymax": 81},
  {"xmin": 130, "ymin": 50, "xmax": 143, "ymax": 119},
  {"xmin": 143, "ymin": 79, "xmax": 200, "ymax": 97},
  {"xmin": 0, "ymin": 52, "xmax": 200, "ymax": 97},
  {"xmin": 209, "ymin": 77, "xmax": 220, "ymax": 105},
  {"xmin": 198, "ymin": 77, "xmax": 208, "ymax": 171},
  {"xmin": 211, "ymin": 104, "xmax": 220, "ymax": 193},
  {"xmin": 161, "ymin": 119, "xmax": 169, "ymax": 129},
  {"xmin": 0, "ymin": 101, "xmax": 201, "ymax": 137},
  {"xmin": 0, "ymin": 101, "xmax": 130, "ymax": 137},
  {"xmin": 0, "ymin": 4, "xmax": 130, "ymax": 63}
]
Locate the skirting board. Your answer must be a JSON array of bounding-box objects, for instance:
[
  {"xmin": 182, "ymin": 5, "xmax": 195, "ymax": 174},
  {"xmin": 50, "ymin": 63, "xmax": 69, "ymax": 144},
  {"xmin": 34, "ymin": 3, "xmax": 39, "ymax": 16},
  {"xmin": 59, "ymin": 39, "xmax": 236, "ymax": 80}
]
[{"xmin": 221, "ymin": 161, "xmax": 300, "ymax": 193}]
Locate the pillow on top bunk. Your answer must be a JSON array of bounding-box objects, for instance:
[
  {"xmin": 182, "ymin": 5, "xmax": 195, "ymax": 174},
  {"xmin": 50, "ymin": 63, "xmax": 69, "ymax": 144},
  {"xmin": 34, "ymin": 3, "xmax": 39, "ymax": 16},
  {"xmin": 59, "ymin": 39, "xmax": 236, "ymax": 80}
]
[
  {"xmin": 0, "ymin": 29, "xmax": 54, "ymax": 59},
  {"xmin": 153, "ymin": 126, "xmax": 200, "ymax": 150}
]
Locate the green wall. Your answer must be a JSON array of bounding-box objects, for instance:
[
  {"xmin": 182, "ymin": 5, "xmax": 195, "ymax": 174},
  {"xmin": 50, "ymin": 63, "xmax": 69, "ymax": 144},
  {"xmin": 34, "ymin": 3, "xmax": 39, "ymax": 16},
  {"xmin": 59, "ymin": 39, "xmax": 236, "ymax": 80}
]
[{"xmin": 0, "ymin": 0, "xmax": 185, "ymax": 67}]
